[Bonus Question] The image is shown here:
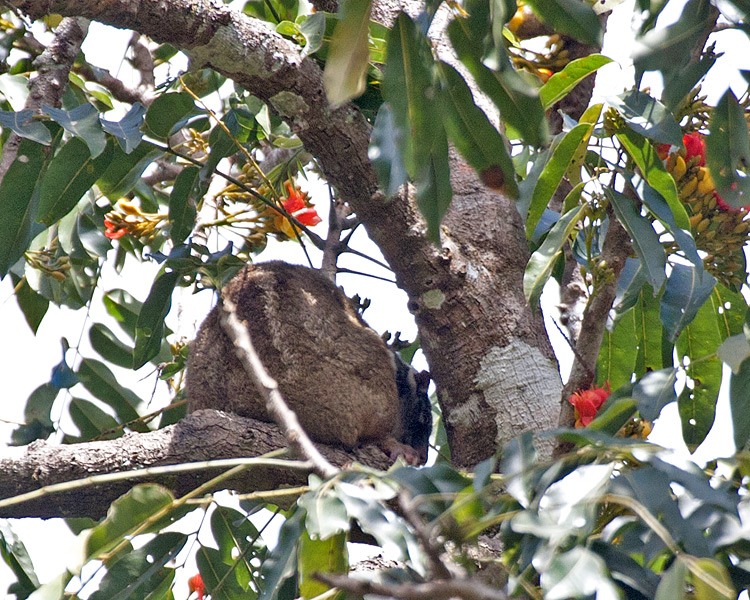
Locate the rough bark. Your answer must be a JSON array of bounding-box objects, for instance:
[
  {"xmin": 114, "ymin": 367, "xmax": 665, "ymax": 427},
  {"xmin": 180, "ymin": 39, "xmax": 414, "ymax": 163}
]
[
  {"xmin": 7, "ymin": 0, "xmax": 560, "ymax": 478},
  {"xmin": 0, "ymin": 410, "xmax": 393, "ymax": 519}
]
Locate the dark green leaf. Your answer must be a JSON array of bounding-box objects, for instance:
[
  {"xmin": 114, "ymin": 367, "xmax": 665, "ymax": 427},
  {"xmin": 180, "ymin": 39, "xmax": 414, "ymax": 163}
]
[
  {"xmin": 103, "ymin": 289, "xmax": 145, "ymax": 339},
  {"xmin": 369, "ymin": 103, "xmax": 408, "ymax": 196},
  {"xmin": 258, "ymin": 509, "xmax": 304, "ymax": 600},
  {"xmin": 69, "ymin": 398, "xmax": 121, "ymax": 440},
  {"xmin": 589, "ymin": 397, "xmax": 637, "ymax": 435},
  {"xmin": 730, "ymin": 358, "xmax": 750, "ymax": 450},
  {"xmin": 197, "ymin": 545, "xmax": 253, "ymax": 600},
  {"xmin": 606, "ymin": 188, "xmax": 667, "ymax": 291},
  {"xmin": 76, "ymin": 358, "xmax": 146, "ymax": 430},
  {"xmin": 598, "ymin": 312, "xmax": 638, "ymax": 390},
  {"xmin": 608, "ymin": 89, "xmax": 682, "ymax": 145},
  {"xmin": 299, "ymin": 491, "xmax": 349, "ymax": 540},
  {"xmin": 414, "ymin": 127, "xmax": 452, "ymax": 243},
  {"xmin": 676, "ymin": 300, "xmax": 722, "ymax": 449},
  {"xmin": 540, "ymin": 55, "xmax": 613, "ymax": 109},
  {"xmin": 654, "ymin": 556, "xmax": 687, "ymax": 600},
  {"xmin": 89, "ymin": 322, "xmax": 134, "ymax": 368},
  {"xmin": 169, "ymin": 166, "xmax": 199, "ymax": 245},
  {"xmin": 37, "ymin": 137, "xmax": 114, "ymax": 226},
  {"xmin": 300, "ymin": 13, "xmax": 326, "ymax": 57},
  {"xmin": 0, "ymin": 138, "xmax": 47, "ymax": 277},
  {"xmin": 633, "ymin": 367, "xmax": 677, "ymax": 421},
  {"xmin": 11, "ymin": 272, "xmax": 49, "ymax": 333},
  {"xmin": 660, "ymin": 263, "xmax": 716, "ymax": 342},
  {"xmin": 524, "ymin": 205, "xmax": 585, "ymax": 308},
  {"xmin": 500, "ymin": 433, "xmax": 537, "ymax": 508},
  {"xmin": 323, "ymin": 0, "xmax": 371, "ymax": 106},
  {"xmin": 143, "ymin": 92, "xmax": 199, "ymax": 139},
  {"xmin": 706, "ymin": 89, "xmax": 750, "ymax": 210},
  {"xmin": 89, "ymin": 533, "xmax": 185, "ymax": 600},
  {"xmin": 97, "ymin": 142, "xmax": 162, "ymax": 199},
  {"xmin": 0, "ymin": 109, "xmax": 52, "ymax": 144},
  {"xmin": 449, "ymin": 20, "xmax": 547, "ymax": 147},
  {"xmin": 523, "ymin": 0, "xmax": 603, "ymax": 46},
  {"xmin": 437, "ymin": 60, "xmax": 517, "ymax": 197},
  {"xmin": 43, "ymin": 103, "xmax": 107, "ymax": 158},
  {"xmin": 100, "ymin": 103, "xmax": 146, "ymax": 154},
  {"xmin": 133, "ymin": 270, "xmax": 179, "ymax": 369},
  {"xmin": 615, "ymin": 126, "xmax": 688, "ymax": 230},
  {"xmin": 0, "ymin": 521, "xmax": 40, "ymax": 597},
  {"xmin": 661, "ymin": 50, "xmax": 717, "ymax": 112}
]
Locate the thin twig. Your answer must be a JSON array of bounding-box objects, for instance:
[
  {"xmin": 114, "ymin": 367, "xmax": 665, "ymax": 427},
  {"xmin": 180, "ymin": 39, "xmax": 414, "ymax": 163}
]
[
  {"xmin": 398, "ymin": 490, "xmax": 453, "ymax": 579},
  {"xmin": 219, "ymin": 295, "xmax": 339, "ymax": 479}
]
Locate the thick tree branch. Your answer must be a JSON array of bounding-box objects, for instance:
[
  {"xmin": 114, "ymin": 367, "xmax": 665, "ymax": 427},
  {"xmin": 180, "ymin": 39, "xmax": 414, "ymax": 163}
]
[{"xmin": 0, "ymin": 410, "xmax": 393, "ymax": 519}]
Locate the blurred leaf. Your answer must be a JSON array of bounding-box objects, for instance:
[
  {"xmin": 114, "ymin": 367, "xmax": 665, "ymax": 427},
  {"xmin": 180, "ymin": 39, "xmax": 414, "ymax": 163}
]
[
  {"xmin": 523, "ymin": 0, "xmax": 603, "ymax": 46},
  {"xmin": 591, "ymin": 540, "xmax": 660, "ymax": 599},
  {"xmin": 100, "ymin": 102, "xmax": 146, "ymax": 154},
  {"xmin": 589, "ymin": 397, "xmax": 637, "ymax": 435},
  {"xmin": 615, "ymin": 127, "xmax": 688, "ymax": 231},
  {"xmin": 676, "ymin": 299, "xmax": 722, "ymax": 449},
  {"xmin": 0, "ymin": 109, "xmax": 52, "ymax": 144},
  {"xmin": 299, "ymin": 491, "xmax": 349, "ymax": 540},
  {"xmin": 43, "ymin": 103, "xmax": 107, "ymax": 158},
  {"xmin": 730, "ymin": 358, "xmax": 750, "ymax": 450},
  {"xmin": 323, "ymin": 0, "xmax": 371, "ymax": 106},
  {"xmin": 655, "ymin": 557, "xmax": 687, "ymax": 600},
  {"xmin": 0, "ymin": 138, "xmax": 47, "ymax": 277},
  {"xmin": 660, "ymin": 263, "xmax": 716, "ymax": 342},
  {"xmin": 632, "ymin": 367, "xmax": 677, "ymax": 421},
  {"xmin": 133, "ymin": 270, "xmax": 179, "ymax": 369},
  {"xmin": 706, "ymin": 89, "xmax": 750, "ymax": 210},
  {"xmin": 103, "ymin": 289, "xmax": 143, "ymax": 339},
  {"xmin": 661, "ymin": 50, "xmax": 717, "ymax": 112},
  {"xmin": 143, "ymin": 92, "xmax": 199, "ymax": 139},
  {"xmin": 608, "ymin": 90, "xmax": 682, "ymax": 145},
  {"xmin": 414, "ymin": 129, "xmax": 452, "ymax": 244},
  {"xmin": 97, "ymin": 142, "xmax": 162, "ymax": 199},
  {"xmin": 718, "ymin": 334, "xmax": 750, "ymax": 374},
  {"xmin": 37, "ymin": 137, "xmax": 114, "ymax": 226},
  {"xmin": 258, "ymin": 509, "xmax": 304, "ymax": 600},
  {"xmin": 606, "ymin": 188, "xmax": 666, "ymax": 291},
  {"xmin": 524, "ymin": 204, "xmax": 585, "ymax": 308},
  {"xmin": 300, "ymin": 13, "xmax": 326, "ymax": 57},
  {"xmin": 369, "ymin": 103, "xmax": 408, "ymax": 196},
  {"xmin": 197, "ymin": 545, "xmax": 253, "ymax": 600},
  {"xmin": 169, "ymin": 166, "xmax": 199, "ymax": 245},
  {"xmin": 541, "ymin": 54, "xmax": 612, "ymax": 109},
  {"xmin": 526, "ymin": 124, "xmax": 590, "ymax": 238},
  {"xmin": 10, "ymin": 272, "xmax": 49, "ymax": 333},
  {"xmin": 76, "ymin": 358, "xmax": 146, "ymax": 430},
  {"xmin": 89, "ymin": 532, "xmax": 185, "ymax": 600},
  {"xmin": 448, "ymin": 20, "xmax": 547, "ymax": 147},
  {"xmin": 69, "ymin": 398, "xmax": 121, "ymax": 440},
  {"xmin": 438, "ymin": 60, "xmax": 517, "ymax": 197},
  {"xmin": 688, "ymin": 557, "xmax": 735, "ymax": 600},
  {"xmin": 86, "ymin": 485, "xmax": 176, "ymax": 560},
  {"xmin": 89, "ymin": 322, "xmax": 133, "ymax": 368},
  {"xmin": 500, "ymin": 433, "xmax": 538, "ymax": 508},
  {"xmin": 0, "ymin": 521, "xmax": 40, "ymax": 598},
  {"xmin": 298, "ymin": 528, "xmax": 347, "ymax": 600}
]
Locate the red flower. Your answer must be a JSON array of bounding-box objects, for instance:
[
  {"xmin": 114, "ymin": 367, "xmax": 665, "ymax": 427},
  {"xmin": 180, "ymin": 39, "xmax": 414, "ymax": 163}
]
[
  {"xmin": 569, "ymin": 382, "xmax": 611, "ymax": 428},
  {"xmin": 103, "ymin": 218, "xmax": 127, "ymax": 240},
  {"xmin": 683, "ymin": 132, "xmax": 706, "ymax": 166},
  {"xmin": 188, "ymin": 573, "xmax": 205, "ymax": 599},
  {"xmin": 294, "ymin": 207, "xmax": 322, "ymax": 226},
  {"xmin": 283, "ymin": 182, "xmax": 306, "ymax": 213}
]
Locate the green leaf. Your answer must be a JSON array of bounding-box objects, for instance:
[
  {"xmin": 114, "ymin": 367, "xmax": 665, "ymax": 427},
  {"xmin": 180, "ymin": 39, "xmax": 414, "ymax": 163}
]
[
  {"xmin": 632, "ymin": 367, "xmax": 677, "ymax": 421},
  {"xmin": 606, "ymin": 188, "xmax": 667, "ymax": 291},
  {"xmin": 730, "ymin": 357, "xmax": 750, "ymax": 450},
  {"xmin": 661, "ymin": 51, "xmax": 717, "ymax": 112},
  {"xmin": 133, "ymin": 270, "xmax": 179, "ymax": 369},
  {"xmin": 100, "ymin": 103, "xmax": 146, "ymax": 154},
  {"xmin": 676, "ymin": 299, "xmax": 722, "ymax": 449},
  {"xmin": 526, "ymin": 124, "xmax": 591, "ymax": 238},
  {"xmin": 598, "ymin": 311, "xmax": 638, "ymax": 390},
  {"xmin": 43, "ymin": 103, "xmax": 107, "ymax": 158},
  {"xmin": 97, "ymin": 141, "xmax": 162, "ymax": 199},
  {"xmin": 449, "ymin": 20, "xmax": 547, "ymax": 147},
  {"xmin": 660, "ymin": 263, "xmax": 716, "ymax": 342},
  {"xmin": 655, "ymin": 557, "xmax": 687, "ymax": 600},
  {"xmin": 89, "ymin": 533, "xmax": 185, "ymax": 600},
  {"xmin": 524, "ymin": 204, "xmax": 585, "ymax": 308},
  {"xmin": 37, "ymin": 137, "xmax": 114, "ymax": 226},
  {"xmin": 299, "ymin": 491, "xmax": 350, "ymax": 540},
  {"xmin": 258, "ymin": 509, "xmax": 305, "ymax": 600},
  {"xmin": 588, "ymin": 397, "xmax": 637, "ymax": 434},
  {"xmin": 299, "ymin": 13, "xmax": 326, "ymax": 58},
  {"xmin": 169, "ymin": 166, "xmax": 200, "ymax": 245},
  {"xmin": 711, "ymin": 284, "xmax": 746, "ymax": 339},
  {"xmin": 688, "ymin": 557, "xmax": 736, "ymax": 600},
  {"xmin": 69, "ymin": 397, "xmax": 121, "ymax": 440},
  {"xmin": 523, "ymin": 0, "xmax": 603, "ymax": 46},
  {"xmin": 415, "ymin": 128, "xmax": 452, "ymax": 243},
  {"xmin": 0, "ymin": 521, "xmax": 40, "ymax": 597},
  {"xmin": 89, "ymin": 322, "xmax": 134, "ymax": 368},
  {"xmin": 197, "ymin": 545, "xmax": 253, "ymax": 600},
  {"xmin": 76, "ymin": 358, "xmax": 147, "ymax": 430},
  {"xmin": 608, "ymin": 89, "xmax": 682, "ymax": 146},
  {"xmin": 143, "ymin": 92, "xmax": 199, "ymax": 139},
  {"xmin": 706, "ymin": 89, "xmax": 750, "ymax": 210},
  {"xmin": 86, "ymin": 485, "xmax": 176, "ymax": 560},
  {"xmin": 323, "ymin": 0, "xmax": 371, "ymax": 106},
  {"xmin": 369, "ymin": 103, "xmax": 408, "ymax": 196},
  {"xmin": 10, "ymin": 272, "xmax": 49, "ymax": 333},
  {"xmin": 0, "ymin": 109, "xmax": 52, "ymax": 144},
  {"xmin": 499, "ymin": 433, "xmax": 537, "ymax": 508},
  {"xmin": 298, "ymin": 529, "xmax": 347, "ymax": 600},
  {"xmin": 437, "ymin": 60, "xmax": 517, "ymax": 197},
  {"xmin": 615, "ymin": 126, "xmax": 689, "ymax": 231},
  {"xmin": 0, "ymin": 138, "xmax": 48, "ymax": 277},
  {"xmin": 540, "ymin": 54, "xmax": 612, "ymax": 109}
]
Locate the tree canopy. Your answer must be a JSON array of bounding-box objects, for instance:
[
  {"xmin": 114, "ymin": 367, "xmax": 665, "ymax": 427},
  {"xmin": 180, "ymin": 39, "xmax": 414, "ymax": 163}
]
[{"xmin": 2, "ymin": 0, "xmax": 750, "ymax": 598}]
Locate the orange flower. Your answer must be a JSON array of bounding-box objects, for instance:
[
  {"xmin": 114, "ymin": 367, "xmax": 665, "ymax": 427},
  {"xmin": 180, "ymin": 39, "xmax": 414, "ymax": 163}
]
[
  {"xmin": 103, "ymin": 218, "xmax": 127, "ymax": 240},
  {"xmin": 188, "ymin": 573, "xmax": 205, "ymax": 599},
  {"xmin": 569, "ymin": 382, "xmax": 610, "ymax": 428},
  {"xmin": 275, "ymin": 181, "xmax": 322, "ymax": 235},
  {"xmin": 283, "ymin": 181, "xmax": 307, "ymax": 213},
  {"xmin": 294, "ymin": 207, "xmax": 322, "ymax": 226}
]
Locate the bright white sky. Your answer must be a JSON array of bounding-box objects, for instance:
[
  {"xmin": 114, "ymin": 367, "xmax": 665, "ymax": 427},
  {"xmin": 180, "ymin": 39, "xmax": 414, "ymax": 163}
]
[{"xmin": 1, "ymin": 0, "xmax": 750, "ymax": 594}]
